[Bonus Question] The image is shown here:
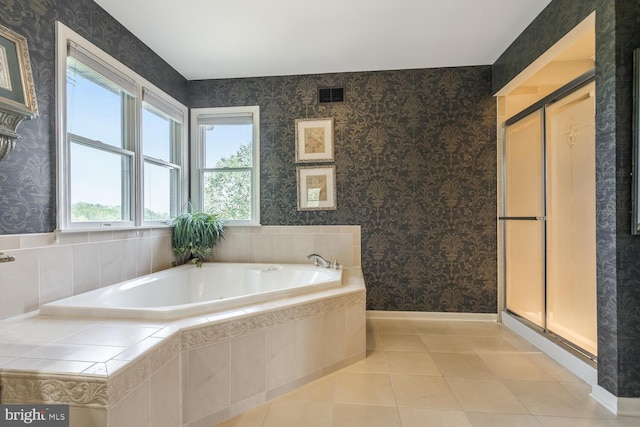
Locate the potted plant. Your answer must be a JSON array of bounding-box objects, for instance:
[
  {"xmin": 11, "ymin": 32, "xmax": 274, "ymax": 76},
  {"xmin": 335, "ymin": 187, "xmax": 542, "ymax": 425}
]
[{"xmin": 170, "ymin": 209, "xmax": 224, "ymax": 267}]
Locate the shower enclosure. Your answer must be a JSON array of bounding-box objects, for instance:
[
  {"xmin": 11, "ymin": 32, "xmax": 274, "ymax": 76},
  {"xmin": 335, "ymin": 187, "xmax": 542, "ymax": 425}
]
[{"xmin": 501, "ymin": 74, "xmax": 597, "ymax": 358}]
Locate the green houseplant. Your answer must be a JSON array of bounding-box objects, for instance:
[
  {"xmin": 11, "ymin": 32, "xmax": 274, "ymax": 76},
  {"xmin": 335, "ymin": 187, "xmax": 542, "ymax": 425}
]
[{"xmin": 170, "ymin": 210, "xmax": 224, "ymax": 267}]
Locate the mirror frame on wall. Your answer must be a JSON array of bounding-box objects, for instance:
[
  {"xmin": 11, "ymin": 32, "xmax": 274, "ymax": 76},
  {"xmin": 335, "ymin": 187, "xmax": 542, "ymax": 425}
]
[
  {"xmin": 633, "ymin": 48, "xmax": 640, "ymax": 235},
  {"xmin": 0, "ymin": 24, "xmax": 39, "ymax": 162}
]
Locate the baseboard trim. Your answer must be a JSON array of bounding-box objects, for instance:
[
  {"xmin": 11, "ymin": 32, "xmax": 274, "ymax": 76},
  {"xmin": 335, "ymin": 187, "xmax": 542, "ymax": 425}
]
[
  {"xmin": 501, "ymin": 311, "xmax": 597, "ymax": 386},
  {"xmin": 591, "ymin": 384, "xmax": 640, "ymax": 416},
  {"xmin": 366, "ymin": 310, "xmax": 498, "ymax": 322}
]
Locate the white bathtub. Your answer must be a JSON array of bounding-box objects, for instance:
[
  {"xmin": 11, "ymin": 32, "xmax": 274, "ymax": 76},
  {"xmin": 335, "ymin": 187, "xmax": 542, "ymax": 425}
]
[{"xmin": 39, "ymin": 263, "xmax": 343, "ymax": 320}]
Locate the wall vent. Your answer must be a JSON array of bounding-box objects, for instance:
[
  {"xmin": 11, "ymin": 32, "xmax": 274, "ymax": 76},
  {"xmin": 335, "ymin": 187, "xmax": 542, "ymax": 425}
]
[{"xmin": 318, "ymin": 87, "xmax": 344, "ymax": 103}]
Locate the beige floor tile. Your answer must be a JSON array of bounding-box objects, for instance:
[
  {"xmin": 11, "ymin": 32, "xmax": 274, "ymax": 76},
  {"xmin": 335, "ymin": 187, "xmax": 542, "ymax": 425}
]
[
  {"xmin": 391, "ymin": 374, "xmax": 461, "ymax": 410},
  {"xmin": 560, "ymin": 381, "xmax": 596, "ymax": 401},
  {"xmin": 215, "ymin": 404, "xmax": 268, "ymax": 427},
  {"xmin": 413, "ymin": 320, "xmax": 458, "ymax": 335},
  {"xmin": 503, "ymin": 380, "xmax": 607, "ymax": 418},
  {"xmin": 536, "ymin": 416, "xmax": 616, "ymax": 427},
  {"xmin": 331, "ymin": 403, "xmax": 401, "ymax": 427},
  {"xmin": 385, "ymin": 351, "xmax": 441, "ymax": 375},
  {"xmin": 449, "ymin": 322, "xmax": 505, "ymax": 336},
  {"xmin": 463, "ymin": 336, "xmax": 519, "ymax": 353},
  {"xmin": 446, "ymin": 377, "xmax": 529, "ymax": 413},
  {"xmin": 378, "ymin": 333, "xmax": 427, "ymax": 351},
  {"xmin": 343, "ymin": 350, "xmax": 388, "ymax": 373},
  {"xmin": 420, "ymin": 334, "xmax": 475, "ymax": 353},
  {"xmin": 477, "ymin": 353, "xmax": 553, "ymax": 381},
  {"xmin": 502, "ymin": 331, "xmax": 542, "ymax": 352},
  {"xmin": 374, "ymin": 319, "xmax": 417, "ymax": 334},
  {"xmin": 465, "ymin": 411, "xmax": 543, "ymax": 427},
  {"xmin": 261, "ymin": 399, "xmax": 332, "ymax": 427},
  {"xmin": 334, "ymin": 372, "xmax": 396, "ymax": 406},
  {"xmin": 284, "ymin": 373, "xmax": 336, "ymax": 402},
  {"xmin": 610, "ymin": 416, "xmax": 640, "ymax": 426},
  {"xmin": 212, "ymin": 320, "xmax": 628, "ymax": 427},
  {"xmin": 525, "ymin": 353, "xmax": 584, "ymax": 383},
  {"xmin": 431, "ymin": 353, "xmax": 496, "ymax": 379},
  {"xmin": 399, "ymin": 407, "xmax": 472, "ymax": 427}
]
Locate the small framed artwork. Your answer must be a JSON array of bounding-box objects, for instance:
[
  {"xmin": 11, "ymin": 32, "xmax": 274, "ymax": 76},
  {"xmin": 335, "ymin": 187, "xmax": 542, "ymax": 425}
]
[
  {"xmin": 295, "ymin": 117, "xmax": 334, "ymax": 162},
  {"xmin": 297, "ymin": 165, "xmax": 337, "ymax": 211}
]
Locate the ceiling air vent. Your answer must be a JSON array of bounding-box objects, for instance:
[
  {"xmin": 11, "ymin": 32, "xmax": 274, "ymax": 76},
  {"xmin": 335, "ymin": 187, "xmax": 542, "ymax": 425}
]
[{"xmin": 318, "ymin": 87, "xmax": 344, "ymax": 103}]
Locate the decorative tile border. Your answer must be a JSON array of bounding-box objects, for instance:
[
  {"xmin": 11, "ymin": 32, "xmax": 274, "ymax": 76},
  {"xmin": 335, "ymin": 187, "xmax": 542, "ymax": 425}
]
[
  {"xmin": 181, "ymin": 289, "xmax": 364, "ymax": 351},
  {"xmin": 0, "ymin": 372, "xmax": 107, "ymax": 407}
]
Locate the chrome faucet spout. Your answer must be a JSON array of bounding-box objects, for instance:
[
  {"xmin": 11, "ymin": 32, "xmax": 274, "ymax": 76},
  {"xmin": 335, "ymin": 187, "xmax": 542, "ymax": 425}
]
[
  {"xmin": 0, "ymin": 252, "xmax": 15, "ymax": 263},
  {"xmin": 306, "ymin": 253, "xmax": 330, "ymax": 268}
]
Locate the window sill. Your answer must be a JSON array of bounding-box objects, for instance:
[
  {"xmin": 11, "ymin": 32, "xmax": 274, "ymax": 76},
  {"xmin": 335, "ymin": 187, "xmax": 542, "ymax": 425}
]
[{"xmin": 56, "ymin": 224, "xmax": 172, "ymax": 234}]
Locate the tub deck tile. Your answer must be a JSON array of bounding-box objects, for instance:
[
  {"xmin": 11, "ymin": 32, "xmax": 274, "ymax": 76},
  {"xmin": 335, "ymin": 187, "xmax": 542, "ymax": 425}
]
[{"xmin": 0, "ymin": 267, "xmax": 366, "ymax": 427}]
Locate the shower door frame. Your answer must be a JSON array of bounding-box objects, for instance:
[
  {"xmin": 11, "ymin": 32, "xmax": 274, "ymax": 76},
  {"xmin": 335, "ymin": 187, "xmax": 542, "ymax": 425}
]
[{"xmin": 500, "ymin": 69, "xmax": 597, "ymax": 362}]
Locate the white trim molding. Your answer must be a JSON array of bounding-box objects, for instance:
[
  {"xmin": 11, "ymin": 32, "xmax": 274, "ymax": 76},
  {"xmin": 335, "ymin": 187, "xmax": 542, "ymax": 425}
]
[
  {"xmin": 366, "ymin": 310, "xmax": 498, "ymax": 322},
  {"xmin": 591, "ymin": 385, "xmax": 640, "ymax": 417}
]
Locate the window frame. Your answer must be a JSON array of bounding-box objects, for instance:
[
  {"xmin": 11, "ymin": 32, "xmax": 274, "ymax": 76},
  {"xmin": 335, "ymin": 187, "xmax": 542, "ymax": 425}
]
[
  {"xmin": 56, "ymin": 22, "xmax": 188, "ymax": 231},
  {"xmin": 191, "ymin": 106, "xmax": 261, "ymax": 226},
  {"xmin": 140, "ymin": 89, "xmax": 185, "ymax": 224}
]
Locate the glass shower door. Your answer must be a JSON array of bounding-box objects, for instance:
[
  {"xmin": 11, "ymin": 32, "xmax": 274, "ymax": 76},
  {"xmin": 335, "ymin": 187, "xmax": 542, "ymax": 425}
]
[
  {"xmin": 503, "ymin": 111, "xmax": 545, "ymax": 327},
  {"xmin": 502, "ymin": 79, "xmax": 597, "ymax": 358},
  {"xmin": 545, "ymin": 82, "xmax": 597, "ymax": 356}
]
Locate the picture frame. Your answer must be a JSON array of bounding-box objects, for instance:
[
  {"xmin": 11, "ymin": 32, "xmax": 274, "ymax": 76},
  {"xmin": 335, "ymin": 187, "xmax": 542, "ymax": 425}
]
[
  {"xmin": 0, "ymin": 25, "xmax": 38, "ymax": 117},
  {"xmin": 0, "ymin": 24, "xmax": 38, "ymax": 161},
  {"xmin": 295, "ymin": 117, "xmax": 334, "ymax": 162},
  {"xmin": 297, "ymin": 165, "xmax": 337, "ymax": 211}
]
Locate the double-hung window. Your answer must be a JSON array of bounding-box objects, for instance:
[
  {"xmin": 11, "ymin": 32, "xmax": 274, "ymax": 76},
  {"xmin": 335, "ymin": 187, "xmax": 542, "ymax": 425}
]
[
  {"xmin": 141, "ymin": 89, "xmax": 184, "ymax": 221},
  {"xmin": 191, "ymin": 107, "xmax": 260, "ymax": 225},
  {"xmin": 64, "ymin": 41, "xmax": 137, "ymax": 226},
  {"xmin": 57, "ymin": 22, "xmax": 187, "ymax": 230}
]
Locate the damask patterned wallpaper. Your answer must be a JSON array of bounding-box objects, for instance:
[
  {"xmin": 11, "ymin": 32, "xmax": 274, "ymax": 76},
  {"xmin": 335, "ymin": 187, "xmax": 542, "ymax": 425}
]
[
  {"xmin": 494, "ymin": 0, "xmax": 640, "ymax": 399},
  {"xmin": 0, "ymin": 0, "xmax": 188, "ymax": 234},
  {"xmin": 190, "ymin": 66, "xmax": 497, "ymax": 313},
  {"xmin": 2, "ymin": 0, "xmax": 637, "ymax": 400}
]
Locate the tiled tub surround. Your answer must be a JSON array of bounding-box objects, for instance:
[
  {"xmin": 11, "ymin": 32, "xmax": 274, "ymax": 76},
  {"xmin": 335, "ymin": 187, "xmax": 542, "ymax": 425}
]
[
  {"xmin": 0, "ymin": 225, "xmax": 364, "ymax": 426},
  {"xmin": 0, "ymin": 225, "xmax": 361, "ymax": 321},
  {"xmin": 0, "ymin": 229, "xmax": 175, "ymax": 321},
  {"xmin": 0, "ymin": 269, "xmax": 366, "ymax": 426},
  {"xmin": 212, "ymin": 226, "xmax": 361, "ymax": 267}
]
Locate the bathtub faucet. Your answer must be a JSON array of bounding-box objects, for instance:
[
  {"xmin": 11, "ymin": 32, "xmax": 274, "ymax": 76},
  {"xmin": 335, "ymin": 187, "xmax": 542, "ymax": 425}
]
[
  {"xmin": 306, "ymin": 253, "xmax": 331, "ymax": 268},
  {"xmin": 0, "ymin": 252, "xmax": 15, "ymax": 263}
]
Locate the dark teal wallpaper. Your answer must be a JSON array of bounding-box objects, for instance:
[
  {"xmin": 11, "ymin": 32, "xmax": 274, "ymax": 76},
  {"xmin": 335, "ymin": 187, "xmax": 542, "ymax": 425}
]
[
  {"xmin": 190, "ymin": 67, "xmax": 498, "ymax": 313},
  {"xmin": 494, "ymin": 0, "xmax": 640, "ymax": 399},
  {"xmin": 0, "ymin": 0, "xmax": 188, "ymax": 233}
]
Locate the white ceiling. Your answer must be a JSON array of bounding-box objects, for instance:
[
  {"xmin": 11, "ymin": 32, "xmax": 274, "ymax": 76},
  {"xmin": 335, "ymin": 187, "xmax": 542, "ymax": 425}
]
[{"xmin": 93, "ymin": 0, "xmax": 552, "ymax": 81}]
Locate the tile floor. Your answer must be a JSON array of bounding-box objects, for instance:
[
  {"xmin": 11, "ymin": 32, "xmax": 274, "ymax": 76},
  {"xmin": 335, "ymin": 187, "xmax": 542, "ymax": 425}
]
[{"xmin": 214, "ymin": 318, "xmax": 639, "ymax": 427}]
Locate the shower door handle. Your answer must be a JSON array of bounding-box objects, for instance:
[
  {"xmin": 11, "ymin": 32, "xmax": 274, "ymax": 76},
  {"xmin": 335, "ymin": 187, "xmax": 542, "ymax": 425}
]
[{"xmin": 499, "ymin": 216, "xmax": 546, "ymax": 221}]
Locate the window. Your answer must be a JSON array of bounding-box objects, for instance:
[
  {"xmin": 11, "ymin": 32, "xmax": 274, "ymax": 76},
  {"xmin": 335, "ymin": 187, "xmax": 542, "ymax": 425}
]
[
  {"xmin": 142, "ymin": 89, "xmax": 184, "ymax": 222},
  {"xmin": 56, "ymin": 23, "xmax": 187, "ymax": 230},
  {"xmin": 191, "ymin": 107, "xmax": 260, "ymax": 225}
]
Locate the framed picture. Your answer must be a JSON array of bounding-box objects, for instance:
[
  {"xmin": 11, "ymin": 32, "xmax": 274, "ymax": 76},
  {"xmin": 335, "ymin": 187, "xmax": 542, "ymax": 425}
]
[
  {"xmin": 0, "ymin": 24, "xmax": 38, "ymax": 116},
  {"xmin": 297, "ymin": 165, "xmax": 337, "ymax": 211},
  {"xmin": 295, "ymin": 117, "xmax": 334, "ymax": 162}
]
